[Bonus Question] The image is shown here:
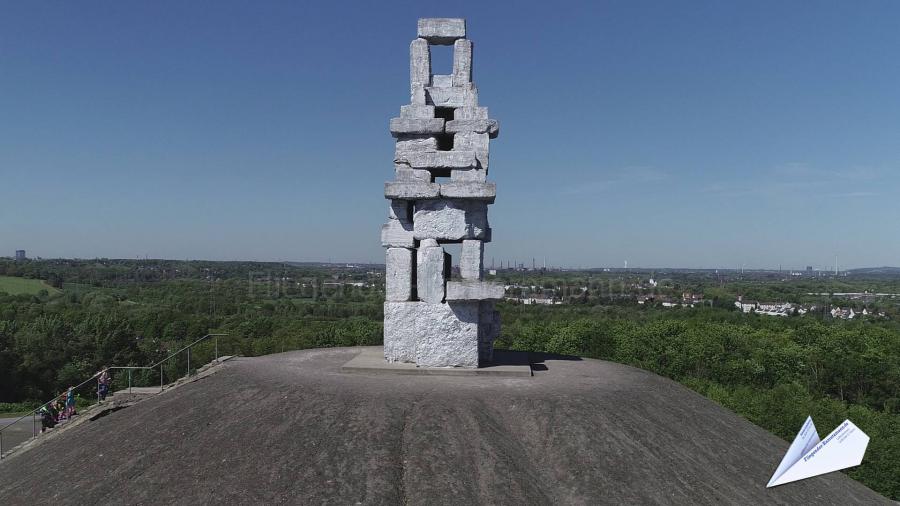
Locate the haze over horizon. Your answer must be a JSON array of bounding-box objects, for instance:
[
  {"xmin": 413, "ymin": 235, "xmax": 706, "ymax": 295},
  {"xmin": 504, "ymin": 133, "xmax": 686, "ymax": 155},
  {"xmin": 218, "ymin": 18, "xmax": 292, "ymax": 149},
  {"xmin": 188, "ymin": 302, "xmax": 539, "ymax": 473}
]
[
  {"xmin": 3, "ymin": 1, "xmax": 899, "ymax": 270},
  {"xmin": 4, "ymin": 253, "xmax": 895, "ymax": 274}
]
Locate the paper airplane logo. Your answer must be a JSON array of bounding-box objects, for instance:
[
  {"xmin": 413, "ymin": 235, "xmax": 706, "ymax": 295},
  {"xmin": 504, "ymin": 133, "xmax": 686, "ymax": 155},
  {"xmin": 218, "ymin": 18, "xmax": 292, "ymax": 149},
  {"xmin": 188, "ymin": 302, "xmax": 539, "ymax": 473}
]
[{"xmin": 767, "ymin": 416, "xmax": 869, "ymax": 487}]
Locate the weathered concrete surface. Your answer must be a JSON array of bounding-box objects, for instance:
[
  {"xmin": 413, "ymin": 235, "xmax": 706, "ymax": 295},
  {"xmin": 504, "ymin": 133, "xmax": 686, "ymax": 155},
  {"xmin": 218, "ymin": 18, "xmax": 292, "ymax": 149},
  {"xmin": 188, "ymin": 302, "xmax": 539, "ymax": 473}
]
[
  {"xmin": 387, "ymin": 199, "xmax": 412, "ymax": 222},
  {"xmin": 451, "ymin": 167, "xmax": 487, "ymax": 182},
  {"xmin": 390, "ymin": 117, "xmax": 445, "ymax": 136},
  {"xmin": 409, "ymin": 38, "xmax": 431, "ymax": 91},
  {"xmin": 0, "ymin": 416, "xmax": 35, "ymax": 457},
  {"xmin": 384, "ymin": 180, "xmax": 440, "ymax": 200},
  {"xmin": 439, "ymin": 181, "xmax": 496, "ymax": 201},
  {"xmin": 410, "ymin": 85, "xmax": 426, "ymax": 105},
  {"xmin": 452, "ymin": 38, "xmax": 473, "ymax": 85},
  {"xmin": 399, "ymin": 104, "xmax": 435, "ymax": 119},
  {"xmin": 380, "ymin": 220, "xmax": 415, "ymax": 247},
  {"xmin": 459, "ymin": 239, "xmax": 483, "ymax": 280},
  {"xmin": 416, "ymin": 245, "xmax": 446, "ymax": 303},
  {"xmin": 394, "ymin": 150, "xmax": 476, "ymax": 169},
  {"xmin": 445, "ymin": 118, "xmax": 499, "ymax": 137},
  {"xmin": 394, "ymin": 135, "xmax": 437, "ymax": 154},
  {"xmin": 383, "ymin": 302, "xmax": 419, "ymax": 362},
  {"xmin": 417, "ymin": 18, "xmax": 465, "ymax": 45},
  {"xmin": 394, "ymin": 166, "xmax": 432, "ymax": 182},
  {"xmin": 445, "ymin": 280, "xmax": 505, "ymax": 300},
  {"xmin": 452, "ymin": 131, "xmax": 490, "ymax": 169},
  {"xmin": 384, "ymin": 200, "xmax": 414, "ymax": 247},
  {"xmin": 346, "ymin": 347, "xmax": 531, "ymax": 377},
  {"xmin": 415, "ymin": 301, "xmax": 480, "ymax": 368},
  {"xmin": 0, "ymin": 348, "xmax": 889, "ymax": 505},
  {"xmin": 413, "ymin": 199, "xmax": 489, "ymax": 240},
  {"xmin": 426, "ymin": 85, "xmax": 478, "ymax": 108},
  {"xmin": 431, "ymin": 74, "xmax": 452, "ymax": 87},
  {"xmin": 454, "ymin": 106, "xmax": 489, "ymax": 120},
  {"xmin": 385, "ymin": 247, "xmax": 414, "ymax": 301}
]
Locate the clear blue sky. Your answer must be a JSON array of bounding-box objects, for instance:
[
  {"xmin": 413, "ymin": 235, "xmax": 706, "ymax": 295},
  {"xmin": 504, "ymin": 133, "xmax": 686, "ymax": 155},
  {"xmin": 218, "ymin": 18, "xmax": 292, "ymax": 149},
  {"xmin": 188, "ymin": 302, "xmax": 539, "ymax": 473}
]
[{"xmin": 2, "ymin": 1, "xmax": 898, "ymax": 269}]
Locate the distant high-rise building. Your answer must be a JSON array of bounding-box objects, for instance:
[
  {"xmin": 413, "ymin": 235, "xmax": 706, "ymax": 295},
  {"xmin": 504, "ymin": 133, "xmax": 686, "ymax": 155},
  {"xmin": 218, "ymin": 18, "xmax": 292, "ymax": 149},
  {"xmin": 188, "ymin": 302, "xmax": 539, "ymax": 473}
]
[
  {"xmin": 806, "ymin": 266, "xmax": 813, "ymax": 272},
  {"xmin": 15, "ymin": 250, "xmax": 26, "ymax": 261}
]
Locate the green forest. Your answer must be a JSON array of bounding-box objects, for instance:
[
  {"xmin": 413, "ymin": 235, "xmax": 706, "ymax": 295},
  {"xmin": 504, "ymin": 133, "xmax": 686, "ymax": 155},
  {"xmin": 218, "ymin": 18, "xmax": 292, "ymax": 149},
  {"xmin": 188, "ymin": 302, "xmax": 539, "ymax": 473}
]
[{"xmin": 0, "ymin": 259, "xmax": 897, "ymax": 499}]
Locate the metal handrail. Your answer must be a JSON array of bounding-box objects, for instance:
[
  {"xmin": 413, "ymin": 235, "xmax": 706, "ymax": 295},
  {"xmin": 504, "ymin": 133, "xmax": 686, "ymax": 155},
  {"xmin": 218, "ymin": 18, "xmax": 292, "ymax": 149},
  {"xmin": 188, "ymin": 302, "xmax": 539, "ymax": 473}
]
[
  {"xmin": 110, "ymin": 333, "xmax": 228, "ymax": 394},
  {"xmin": 0, "ymin": 333, "xmax": 229, "ymax": 459},
  {"xmin": 147, "ymin": 333, "xmax": 228, "ymax": 371}
]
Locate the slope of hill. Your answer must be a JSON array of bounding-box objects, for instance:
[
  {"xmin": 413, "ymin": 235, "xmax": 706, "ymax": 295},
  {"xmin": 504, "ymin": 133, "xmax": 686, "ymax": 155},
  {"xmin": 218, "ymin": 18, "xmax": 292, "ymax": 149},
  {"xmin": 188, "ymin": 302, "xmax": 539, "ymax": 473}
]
[{"xmin": 0, "ymin": 347, "xmax": 889, "ymax": 504}]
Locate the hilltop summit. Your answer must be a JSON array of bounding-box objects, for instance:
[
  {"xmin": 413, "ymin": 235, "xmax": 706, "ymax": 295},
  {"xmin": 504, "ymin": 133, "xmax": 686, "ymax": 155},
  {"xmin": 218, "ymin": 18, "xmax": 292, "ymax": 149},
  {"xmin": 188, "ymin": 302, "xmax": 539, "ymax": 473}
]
[{"xmin": 0, "ymin": 347, "xmax": 889, "ymax": 504}]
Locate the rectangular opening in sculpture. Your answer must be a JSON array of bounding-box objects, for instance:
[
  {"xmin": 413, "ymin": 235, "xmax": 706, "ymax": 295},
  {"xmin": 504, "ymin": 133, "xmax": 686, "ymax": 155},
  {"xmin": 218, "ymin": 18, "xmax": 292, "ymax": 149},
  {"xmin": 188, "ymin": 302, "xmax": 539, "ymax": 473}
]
[
  {"xmin": 435, "ymin": 107, "xmax": 455, "ymax": 151},
  {"xmin": 430, "ymin": 44, "xmax": 453, "ymax": 75},
  {"xmin": 435, "ymin": 133, "xmax": 454, "ymax": 151},
  {"xmin": 442, "ymin": 242, "xmax": 462, "ymax": 279},
  {"xmin": 435, "ymin": 107, "xmax": 455, "ymax": 121}
]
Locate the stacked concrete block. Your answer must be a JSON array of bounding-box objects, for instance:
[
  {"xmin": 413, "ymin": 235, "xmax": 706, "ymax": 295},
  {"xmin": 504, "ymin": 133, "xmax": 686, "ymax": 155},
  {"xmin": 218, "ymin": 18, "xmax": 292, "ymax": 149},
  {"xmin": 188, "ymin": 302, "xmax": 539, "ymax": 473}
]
[
  {"xmin": 417, "ymin": 18, "xmax": 466, "ymax": 45},
  {"xmin": 383, "ymin": 19, "xmax": 503, "ymax": 368},
  {"xmin": 452, "ymin": 39, "xmax": 473, "ymax": 85},
  {"xmin": 413, "ymin": 199, "xmax": 489, "ymax": 241},
  {"xmin": 383, "ymin": 302, "xmax": 420, "ymax": 363},
  {"xmin": 381, "ymin": 200, "xmax": 415, "ymax": 248},
  {"xmin": 415, "ymin": 301, "xmax": 481, "ymax": 367},
  {"xmin": 409, "ymin": 38, "xmax": 431, "ymax": 97},
  {"xmin": 385, "ymin": 247, "xmax": 414, "ymax": 301},
  {"xmin": 445, "ymin": 280, "xmax": 505, "ymax": 301},
  {"xmin": 459, "ymin": 239, "xmax": 483, "ymax": 280},
  {"xmin": 417, "ymin": 241, "xmax": 446, "ymax": 303},
  {"xmin": 395, "ymin": 150, "xmax": 476, "ymax": 170}
]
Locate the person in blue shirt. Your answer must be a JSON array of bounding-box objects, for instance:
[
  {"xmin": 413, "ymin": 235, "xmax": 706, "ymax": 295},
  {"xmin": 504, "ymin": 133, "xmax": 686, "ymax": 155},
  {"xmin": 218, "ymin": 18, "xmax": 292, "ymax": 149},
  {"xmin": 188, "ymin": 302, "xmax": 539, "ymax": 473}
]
[{"xmin": 65, "ymin": 386, "xmax": 76, "ymax": 417}]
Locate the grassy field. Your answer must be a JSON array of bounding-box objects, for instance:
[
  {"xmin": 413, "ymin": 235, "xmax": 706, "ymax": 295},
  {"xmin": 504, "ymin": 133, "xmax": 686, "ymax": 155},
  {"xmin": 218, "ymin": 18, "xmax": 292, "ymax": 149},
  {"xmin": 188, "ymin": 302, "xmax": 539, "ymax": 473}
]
[{"xmin": 0, "ymin": 276, "xmax": 61, "ymax": 295}]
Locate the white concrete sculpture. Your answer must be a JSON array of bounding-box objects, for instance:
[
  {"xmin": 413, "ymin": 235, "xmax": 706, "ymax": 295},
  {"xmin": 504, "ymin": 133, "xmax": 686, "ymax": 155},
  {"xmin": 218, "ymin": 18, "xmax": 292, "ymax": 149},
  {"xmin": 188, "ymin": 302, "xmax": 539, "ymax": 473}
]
[{"xmin": 382, "ymin": 18, "xmax": 502, "ymax": 368}]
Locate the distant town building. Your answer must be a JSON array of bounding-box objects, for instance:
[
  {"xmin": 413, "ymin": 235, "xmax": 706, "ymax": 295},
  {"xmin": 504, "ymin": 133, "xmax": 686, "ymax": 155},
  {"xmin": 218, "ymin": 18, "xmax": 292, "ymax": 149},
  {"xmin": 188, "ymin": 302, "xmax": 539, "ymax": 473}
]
[
  {"xmin": 682, "ymin": 292, "xmax": 703, "ymax": 303},
  {"xmin": 505, "ymin": 296, "xmax": 561, "ymax": 305},
  {"xmin": 735, "ymin": 300, "xmax": 758, "ymax": 313},
  {"xmin": 736, "ymin": 299, "xmax": 796, "ymax": 316},
  {"xmin": 806, "ymin": 266, "xmax": 813, "ymax": 272},
  {"xmin": 15, "ymin": 250, "xmax": 26, "ymax": 261}
]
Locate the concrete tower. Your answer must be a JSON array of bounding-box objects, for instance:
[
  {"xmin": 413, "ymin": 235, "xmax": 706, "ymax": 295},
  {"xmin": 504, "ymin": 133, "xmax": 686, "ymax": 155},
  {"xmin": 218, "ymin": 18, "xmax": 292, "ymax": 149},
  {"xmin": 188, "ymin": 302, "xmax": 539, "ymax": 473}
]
[{"xmin": 381, "ymin": 18, "xmax": 503, "ymax": 368}]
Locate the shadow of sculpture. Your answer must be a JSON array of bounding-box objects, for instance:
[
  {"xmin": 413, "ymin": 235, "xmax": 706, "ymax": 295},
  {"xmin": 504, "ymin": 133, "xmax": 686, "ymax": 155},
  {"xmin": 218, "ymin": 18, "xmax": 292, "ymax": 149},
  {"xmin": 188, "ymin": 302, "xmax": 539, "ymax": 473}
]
[{"xmin": 487, "ymin": 349, "xmax": 582, "ymax": 372}]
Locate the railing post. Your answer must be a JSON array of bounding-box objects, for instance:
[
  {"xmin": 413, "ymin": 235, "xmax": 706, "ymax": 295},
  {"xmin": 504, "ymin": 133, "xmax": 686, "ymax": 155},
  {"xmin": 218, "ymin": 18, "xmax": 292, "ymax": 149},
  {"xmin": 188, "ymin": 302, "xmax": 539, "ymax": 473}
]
[
  {"xmin": 160, "ymin": 363, "xmax": 164, "ymax": 392},
  {"xmin": 32, "ymin": 412, "xmax": 36, "ymax": 438},
  {"xmin": 128, "ymin": 369, "xmax": 132, "ymax": 394},
  {"xmin": 215, "ymin": 335, "xmax": 219, "ymax": 362},
  {"xmin": 1, "ymin": 430, "xmax": 3, "ymax": 459},
  {"xmin": 187, "ymin": 348, "xmax": 190, "ymax": 377}
]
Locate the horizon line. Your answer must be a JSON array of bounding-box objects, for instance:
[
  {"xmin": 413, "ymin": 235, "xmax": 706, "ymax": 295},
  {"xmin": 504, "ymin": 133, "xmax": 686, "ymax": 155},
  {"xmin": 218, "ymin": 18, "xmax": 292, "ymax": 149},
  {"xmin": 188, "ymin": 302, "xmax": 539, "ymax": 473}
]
[{"xmin": 2, "ymin": 256, "xmax": 895, "ymax": 273}]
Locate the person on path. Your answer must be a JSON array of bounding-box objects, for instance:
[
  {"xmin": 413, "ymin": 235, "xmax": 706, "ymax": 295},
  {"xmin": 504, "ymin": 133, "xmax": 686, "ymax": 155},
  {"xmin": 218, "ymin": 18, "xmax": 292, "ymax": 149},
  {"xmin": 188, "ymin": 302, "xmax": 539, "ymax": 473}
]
[
  {"xmin": 39, "ymin": 405, "xmax": 55, "ymax": 433},
  {"xmin": 50, "ymin": 398, "xmax": 62, "ymax": 423},
  {"xmin": 65, "ymin": 386, "xmax": 76, "ymax": 417},
  {"xmin": 97, "ymin": 367, "xmax": 111, "ymax": 402},
  {"xmin": 56, "ymin": 394, "xmax": 67, "ymax": 421}
]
